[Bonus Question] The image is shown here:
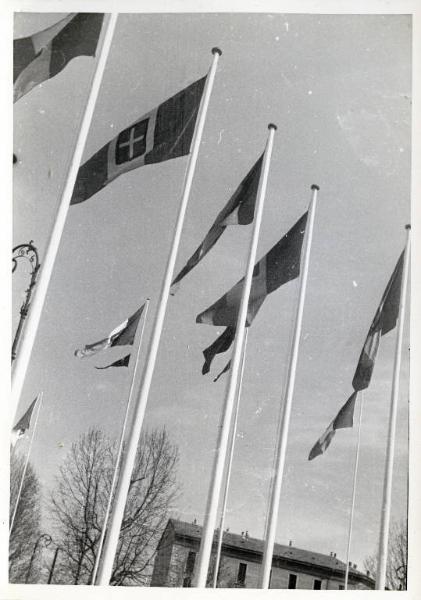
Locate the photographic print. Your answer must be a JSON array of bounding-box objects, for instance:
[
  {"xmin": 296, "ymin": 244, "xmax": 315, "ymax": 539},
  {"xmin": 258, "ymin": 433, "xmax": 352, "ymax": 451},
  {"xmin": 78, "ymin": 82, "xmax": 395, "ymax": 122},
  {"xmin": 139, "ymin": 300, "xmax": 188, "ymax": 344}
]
[{"xmin": 7, "ymin": 2, "xmax": 417, "ymax": 595}]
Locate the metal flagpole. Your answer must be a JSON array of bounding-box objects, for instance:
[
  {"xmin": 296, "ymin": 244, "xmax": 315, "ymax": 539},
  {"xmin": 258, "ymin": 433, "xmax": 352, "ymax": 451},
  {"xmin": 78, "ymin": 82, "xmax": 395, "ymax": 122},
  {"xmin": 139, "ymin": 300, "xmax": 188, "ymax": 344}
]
[
  {"xmin": 10, "ymin": 392, "xmax": 43, "ymax": 534},
  {"xmin": 90, "ymin": 299, "xmax": 150, "ymax": 585},
  {"xmin": 11, "ymin": 14, "xmax": 118, "ymax": 424},
  {"xmin": 212, "ymin": 328, "xmax": 248, "ymax": 588},
  {"xmin": 194, "ymin": 123, "xmax": 277, "ymax": 588},
  {"xmin": 376, "ymin": 225, "xmax": 411, "ymax": 590},
  {"xmin": 96, "ymin": 48, "xmax": 221, "ymax": 586},
  {"xmin": 344, "ymin": 391, "xmax": 364, "ymax": 589},
  {"xmin": 259, "ymin": 184, "xmax": 319, "ymax": 588}
]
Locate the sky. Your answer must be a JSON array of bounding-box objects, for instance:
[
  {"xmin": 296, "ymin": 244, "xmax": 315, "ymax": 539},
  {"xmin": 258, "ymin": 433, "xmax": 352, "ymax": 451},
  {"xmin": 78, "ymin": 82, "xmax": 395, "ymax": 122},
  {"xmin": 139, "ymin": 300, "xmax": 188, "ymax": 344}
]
[{"xmin": 12, "ymin": 11, "xmax": 411, "ymax": 573}]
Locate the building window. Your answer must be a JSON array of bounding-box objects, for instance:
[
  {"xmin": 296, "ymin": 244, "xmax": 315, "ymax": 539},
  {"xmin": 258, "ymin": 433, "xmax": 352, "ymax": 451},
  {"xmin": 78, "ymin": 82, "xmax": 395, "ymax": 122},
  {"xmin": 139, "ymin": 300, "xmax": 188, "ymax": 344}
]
[
  {"xmin": 288, "ymin": 573, "xmax": 297, "ymax": 589},
  {"xmin": 237, "ymin": 562, "xmax": 247, "ymax": 585},
  {"xmin": 183, "ymin": 576, "xmax": 192, "ymax": 587},
  {"xmin": 339, "ymin": 584, "xmax": 344, "ymax": 590},
  {"xmin": 185, "ymin": 551, "xmax": 196, "ymax": 575},
  {"xmin": 313, "ymin": 579, "xmax": 322, "ymax": 590}
]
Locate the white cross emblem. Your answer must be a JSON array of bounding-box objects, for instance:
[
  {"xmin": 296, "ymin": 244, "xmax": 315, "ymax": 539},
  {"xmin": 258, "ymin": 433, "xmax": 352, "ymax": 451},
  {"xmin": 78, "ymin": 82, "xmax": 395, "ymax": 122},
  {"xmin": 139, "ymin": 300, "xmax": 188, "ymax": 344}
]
[{"xmin": 118, "ymin": 126, "xmax": 146, "ymax": 160}]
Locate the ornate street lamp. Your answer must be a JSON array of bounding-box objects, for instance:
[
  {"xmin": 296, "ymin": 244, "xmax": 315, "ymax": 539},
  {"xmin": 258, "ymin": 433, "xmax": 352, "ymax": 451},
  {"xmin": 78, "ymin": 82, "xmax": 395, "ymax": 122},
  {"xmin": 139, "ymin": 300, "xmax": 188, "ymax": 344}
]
[{"xmin": 12, "ymin": 241, "xmax": 40, "ymax": 363}]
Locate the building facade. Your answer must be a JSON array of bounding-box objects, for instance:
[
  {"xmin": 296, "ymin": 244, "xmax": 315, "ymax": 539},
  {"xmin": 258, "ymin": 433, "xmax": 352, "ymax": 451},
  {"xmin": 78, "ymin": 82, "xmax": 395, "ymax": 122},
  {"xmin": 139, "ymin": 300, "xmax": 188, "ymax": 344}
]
[{"xmin": 151, "ymin": 519, "xmax": 374, "ymax": 590}]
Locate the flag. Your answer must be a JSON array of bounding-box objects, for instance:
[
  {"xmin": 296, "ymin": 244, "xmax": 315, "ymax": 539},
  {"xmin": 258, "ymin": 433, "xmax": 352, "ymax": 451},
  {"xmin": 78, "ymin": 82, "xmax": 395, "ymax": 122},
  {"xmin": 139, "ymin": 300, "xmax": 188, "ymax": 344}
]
[
  {"xmin": 352, "ymin": 251, "xmax": 404, "ymax": 391},
  {"xmin": 213, "ymin": 360, "xmax": 231, "ymax": 382},
  {"xmin": 202, "ymin": 327, "xmax": 235, "ymax": 375},
  {"xmin": 14, "ymin": 13, "xmax": 104, "ymax": 102},
  {"xmin": 95, "ymin": 354, "xmax": 130, "ymax": 370},
  {"xmin": 71, "ymin": 76, "xmax": 206, "ymax": 205},
  {"xmin": 308, "ymin": 392, "xmax": 357, "ymax": 460},
  {"xmin": 75, "ymin": 304, "xmax": 145, "ymax": 358},
  {"xmin": 11, "ymin": 397, "xmax": 38, "ymax": 447},
  {"xmin": 196, "ymin": 212, "xmax": 308, "ymax": 327},
  {"xmin": 171, "ymin": 155, "xmax": 263, "ymax": 293},
  {"xmin": 309, "ymin": 251, "xmax": 405, "ymax": 460}
]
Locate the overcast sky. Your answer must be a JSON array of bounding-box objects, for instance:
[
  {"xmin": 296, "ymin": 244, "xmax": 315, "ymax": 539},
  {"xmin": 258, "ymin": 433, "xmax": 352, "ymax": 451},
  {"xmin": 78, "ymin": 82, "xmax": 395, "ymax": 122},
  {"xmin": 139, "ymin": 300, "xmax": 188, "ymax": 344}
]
[{"xmin": 12, "ymin": 11, "xmax": 411, "ymax": 571}]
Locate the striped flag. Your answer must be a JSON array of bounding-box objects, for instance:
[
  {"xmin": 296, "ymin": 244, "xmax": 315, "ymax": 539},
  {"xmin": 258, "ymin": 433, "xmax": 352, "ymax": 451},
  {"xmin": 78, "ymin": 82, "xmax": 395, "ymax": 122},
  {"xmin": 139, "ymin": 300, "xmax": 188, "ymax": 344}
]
[
  {"xmin": 197, "ymin": 212, "xmax": 308, "ymax": 327},
  {"xmin": 74, "ymin": 304, "xmax": 145, "ymax": 359},
  {"xmin": 71, "ymin": 77, "xmax": 206, "ymax": 205},
  {"xmin": 171, "ymin": 155, "xmax": 263, "ymax": 293},
  {"xmin": 308, "ymin": 251, "xmax": 404, "ymax": 460},
  {"xmin": 11, "ymin": 397, "xmax": 38, "ymax": 447},
  {"xmin": 14, "ymin": 13, "xmax": 104, "ymax": 102},
  {"xmin": 95, "ymin": 354, "xmax": 130, "ymax": 370}
]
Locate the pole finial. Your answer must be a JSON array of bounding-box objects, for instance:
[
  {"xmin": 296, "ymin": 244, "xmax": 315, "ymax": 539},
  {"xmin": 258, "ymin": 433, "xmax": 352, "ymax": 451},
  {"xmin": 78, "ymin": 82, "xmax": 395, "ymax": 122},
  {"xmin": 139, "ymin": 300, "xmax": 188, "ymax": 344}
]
[
  {"xmin": 311, "ymin": 184, "xmax": 320, "ymax": 191},
  {"xmin": 212, "ymin": 47, "xmax": 222, "ymax": 56},
  {"xmin": 268, "ymin": 123, "xmax": 277, "ymax": 131},
  {"xmin": 405, "ymin": 224, "xmax": 411, "ymax": 230}
]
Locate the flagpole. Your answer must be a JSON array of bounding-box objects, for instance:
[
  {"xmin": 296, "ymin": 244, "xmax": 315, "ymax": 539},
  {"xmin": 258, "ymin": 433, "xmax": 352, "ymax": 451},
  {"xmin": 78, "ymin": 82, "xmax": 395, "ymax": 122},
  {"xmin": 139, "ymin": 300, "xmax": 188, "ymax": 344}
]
[
  {"xmin": 91, "ymin": 299, "xmax": 150, "ymax": 585},
  {"xmin": 11, "ymin": 14, "xmax": 118, "ymax": 424},
  {"xmin": 10, "ymin": 392, "xmax": 43, "ymax": 534},
  {"xmin": 212, "ymin": 328, "xmax": 248, "ymax": 588},
  {"xmin": 259, "ymin": 184, "xmax": 319, "ymax": 588},
  {"xmin": 96, "ymin": 48, "xmax": 221, "ymax": 586},
  {"xmin": 376, "ymin": 225, "xmax": 411, "ymax": 590},
  {"xmin": 194, "ymin": 123, "xmax": 276, "ymax": 588},
  {"xmin": 344, "ymin": 391, "xmax": 364, "ymax": 589}
]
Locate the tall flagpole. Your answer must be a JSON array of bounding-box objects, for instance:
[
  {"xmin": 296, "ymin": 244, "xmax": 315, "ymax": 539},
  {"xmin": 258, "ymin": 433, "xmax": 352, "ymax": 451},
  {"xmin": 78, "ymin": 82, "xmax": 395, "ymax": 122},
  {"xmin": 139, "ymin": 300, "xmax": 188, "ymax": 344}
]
[
  {"xmin": 10, "ymin": 392, "xmax": 43, "ymax": 534},
  {"xmin": 344, "ymin": 391, "xmax": 364, "ymax": 589},
  {"xmin": 376, "ymin": 225, "xmax": 411, "ymax": 590},
  {"xmin": 96, "ymin": 48, "xmax": 221, "ymax": 586},
  {"xmin": 91, "ymin": 299, "xmax": 150, "ymax": 585},
  {"xmin": 194, "ymin": 123, "xmax": 277, "ymax": 588},
  {"xmin": 212, "ymin": 328, "xmax": 248, "ymax": 588},
  {"xmin": 11, "ymin": 14, "xmax": 118, "ymax": 424},
  {"xmin": 259, "ymin": 184, "xmax": 319, "ymax": 588}
]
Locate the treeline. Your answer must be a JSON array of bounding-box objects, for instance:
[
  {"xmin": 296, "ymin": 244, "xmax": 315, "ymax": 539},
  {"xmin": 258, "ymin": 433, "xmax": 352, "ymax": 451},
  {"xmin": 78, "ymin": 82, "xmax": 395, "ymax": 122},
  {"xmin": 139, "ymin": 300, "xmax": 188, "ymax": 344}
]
[{"xmin": 9, "ymin": 427, "xmax": 178, "ymax": 585}]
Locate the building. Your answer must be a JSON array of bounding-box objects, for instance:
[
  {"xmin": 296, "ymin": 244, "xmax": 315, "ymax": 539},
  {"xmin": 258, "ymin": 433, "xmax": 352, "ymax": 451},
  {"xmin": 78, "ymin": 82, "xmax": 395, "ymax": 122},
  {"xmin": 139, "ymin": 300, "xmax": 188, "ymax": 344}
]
[{"xmin": 151, "ymin": 519, "xmax": 374, "ymax": 590}]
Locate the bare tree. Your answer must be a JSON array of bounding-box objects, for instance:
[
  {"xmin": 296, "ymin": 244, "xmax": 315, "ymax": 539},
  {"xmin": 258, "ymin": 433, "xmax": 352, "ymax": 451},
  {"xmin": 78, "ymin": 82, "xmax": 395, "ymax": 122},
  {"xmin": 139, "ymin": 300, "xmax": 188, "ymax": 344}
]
[
  {"xmin": 9, "ymin": 452, "xmax": 42, "ymax": 583},
  {"xmin": 364, "ymin": 519, "xmax": 407, "ymax": 590},
  {"xmin": 50, "ymin": 427, "xmax": 178, "ymax": 585}
]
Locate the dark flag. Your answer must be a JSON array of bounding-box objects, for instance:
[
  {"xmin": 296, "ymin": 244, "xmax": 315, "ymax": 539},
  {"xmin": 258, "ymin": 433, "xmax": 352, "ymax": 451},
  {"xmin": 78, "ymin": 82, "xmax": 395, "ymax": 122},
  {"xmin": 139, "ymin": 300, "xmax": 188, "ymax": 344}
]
[
  {"xmin": 213, "ymin": 360, "xmax": 231, "ymax": 382},
  {"xmin": 309, "ymin": 251, "xmax": 405, "ymax": 460},
  {"xmin": 11, "ymin": 397, "xmax": 38, "ymax": 446},
  {"xmin": 14, "ymin": 13, "xmax": 104, "ymax": 102},
  {"xmin": 197, "ymin": 212, "xmax": 308, "ymax": 327},
  {"xmin": 71, "ymin": 77, "xmax": 206, "ymax": 205},
  {"xmin": 75, "ymin": 304, "xmax": 145, "ymax": 358},
  {"xmin": 95, "ymin": 354, "xmax": 131, "ymax": 370},
  {"xmin": 171, "ymin": 156, "xmax": 263, "ymax": 293},
  {"xmin": 202, "ymin": 327, "xmax": 235, "ymax": 375}
]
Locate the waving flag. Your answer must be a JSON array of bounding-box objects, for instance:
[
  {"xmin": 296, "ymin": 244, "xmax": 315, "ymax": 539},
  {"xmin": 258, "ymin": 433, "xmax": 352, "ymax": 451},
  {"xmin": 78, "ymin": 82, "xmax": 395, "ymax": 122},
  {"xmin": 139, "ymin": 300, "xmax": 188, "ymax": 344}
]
[
  {"xmin": 171, "ymin": 155, "xmax": 263, "ymax": 293},
  {"xmin": 95, "ymin": 354, "xmax": 131, "ymax": 370},
  {"xmin": 11, "ymin": 397, "xmax": 38, "ymax": 447},
  {"xmin": 197, "ymin": 212, "xmax": 308, "ymax": 327},
  {"xmin": 75, "ymin": 304, "xmax": 145, "ymax": 359},
  {"xmin": 202, "ymin": 327, "xmax": 235, "ymax": 375},
  {"xmin": 14, "ymin": 13, "xmax": 104, "ymax": 102},
  {"xmin": 71, "ymin": 76, "xmax": 206, "ymax": 205},
  {"xmin": 213, "ymin": 360, "xmax": 231, "ymax": 382},
  {"xmin": 309, "ymin": 251, "xmax": 404, "ymax": 460}
]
